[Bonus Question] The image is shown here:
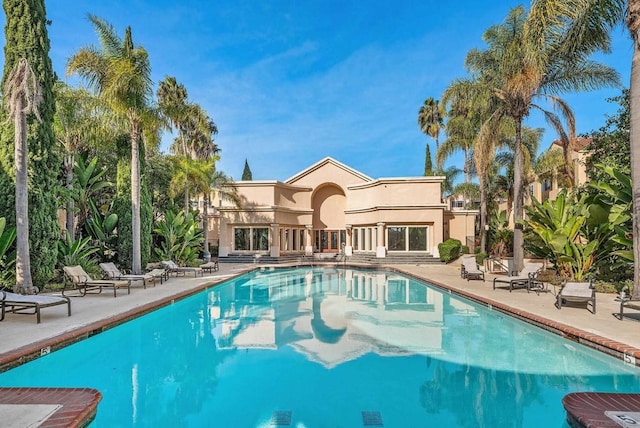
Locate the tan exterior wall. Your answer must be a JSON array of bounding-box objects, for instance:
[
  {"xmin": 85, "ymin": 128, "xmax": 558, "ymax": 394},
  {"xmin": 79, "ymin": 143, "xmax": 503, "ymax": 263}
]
[{"xmin": 208, "ymin": 157, "xmax": 476, "ymax": 258}]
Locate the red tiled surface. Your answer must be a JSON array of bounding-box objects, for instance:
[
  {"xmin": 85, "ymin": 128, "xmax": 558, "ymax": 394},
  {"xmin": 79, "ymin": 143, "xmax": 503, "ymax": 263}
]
[
  {"xmin": 0, "ymin": 387, "xmax": 101, "ymax": 427},
  {"xmin": 563, "ymin": 392, "xmax": 640, "ymax": 427}
]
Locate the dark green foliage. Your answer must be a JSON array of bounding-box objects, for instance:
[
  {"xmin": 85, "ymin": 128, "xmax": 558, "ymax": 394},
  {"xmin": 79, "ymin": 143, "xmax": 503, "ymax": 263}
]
[
  {"xmin": 85, "ymin": 199, "xmax": 118, "ymax": 263},
  {"xmin": 242, "ymin": 158, "xmax": 252, "ymax": 180},
  {"xmin": 461, "ymin": 245, "xmax": 470, "ymax": 254},
  {"xmin": 57, "ymin": 232, "xmax": 99, "ymax": 276},
  {"xmin": 0, "ymin": 0, "xmax": 61, "ymax": 287},
  {"xmin": 153, "ymin": 209, "xmax": 203, "ymax": 265},
  {"xmin": 424, "ymin": 144, "xmax": 434, "ymax": 176},
  {"xmin": 113, "ymin": 158, "xmax": 132, "ymax": 268},
  {"xmin": 438, "ymin": 238, "xmax": 462, "ymax": 263},
  {"xmin": 584, "ymin": 90, "xmax": 630, "ymax": 183},
  {"xmin": 0, "ymin": 217, "xmax": 16, "ymax": 287}
]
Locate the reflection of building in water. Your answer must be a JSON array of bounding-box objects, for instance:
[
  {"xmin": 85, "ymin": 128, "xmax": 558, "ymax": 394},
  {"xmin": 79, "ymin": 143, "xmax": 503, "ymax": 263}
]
[{"xmin": 209, "ymin": 268, "xmax": 469, "ymax": 368}]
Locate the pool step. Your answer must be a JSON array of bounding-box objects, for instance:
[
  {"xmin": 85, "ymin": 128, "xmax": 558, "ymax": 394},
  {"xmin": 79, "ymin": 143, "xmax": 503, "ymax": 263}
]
[
  {"xmin": 270, "ymin": 410, "xmax": 292, "ymax": 426},
  {"xmin": 362, "ymin": 410, "xmax": 384, "ymax": 426},
  {"xmin": 269, "ymin": 410, "xmax": 384, "ymax": 426}
]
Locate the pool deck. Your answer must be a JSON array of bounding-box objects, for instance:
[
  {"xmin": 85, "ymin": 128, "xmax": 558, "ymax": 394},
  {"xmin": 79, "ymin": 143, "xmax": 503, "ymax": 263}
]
[
  {"xmin": 1, "ymin": 262, "xmax": 639, "ymax": 368},
  {"xmin": 0, "ymin": 262, "xmax": 639, "ymax": 426}
]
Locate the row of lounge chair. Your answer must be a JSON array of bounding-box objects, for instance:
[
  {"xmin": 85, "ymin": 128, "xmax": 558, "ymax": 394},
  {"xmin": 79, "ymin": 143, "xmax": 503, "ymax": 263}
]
[
  {"xmin": 462, "ymin": 257, "xmax": 598, "ymax": 314},
  {"xmin": 0, "ymin": 259, "xmax": 219, "ymax": 323}
]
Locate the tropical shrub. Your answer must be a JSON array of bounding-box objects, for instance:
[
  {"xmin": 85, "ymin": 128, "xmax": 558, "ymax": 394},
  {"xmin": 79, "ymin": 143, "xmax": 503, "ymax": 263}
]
[
  {"xmin": 488, "ymin": 210, "xmax": 512, "ymax": 258},
  {"xmin": 85, "ymin": 199, "xmax": 118, "ymax": 263},
  {"xmin": 58, "ymin": 232, "xmax": 100, "ymax": 275},
  {"xmin": 523, "ymin": 191, "xmax": 598, "ymax": 281},
  {"xmin": 585, "ymin": 164, "xmax": 632, "ymax": 282},
  {"xmin": 438, "ymin": 238, "xmax": 462, "ymax": 263},
  {"xmin": 153, "ymin": 209, "xmax": 203, "ymax": 265},
  {"xmin": 0, "ymin": 217, "xmax": 16, "ymax": 287}
]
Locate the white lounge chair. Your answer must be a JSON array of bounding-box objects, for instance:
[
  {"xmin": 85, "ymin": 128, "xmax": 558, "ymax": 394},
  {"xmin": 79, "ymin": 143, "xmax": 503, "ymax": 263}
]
[
  {"xmin": 99, "ymin": 262, "xmax": 157, "ymax": 288},
  {"xmin": 493, "ymin": 262, "xmax": 544, "ymax": 293},
  {"xmin": 1, "ymin": 290, "xmax": 71, "ymax": 323},
  {"xmin": 161, "ymin": 260, "xmax": 203, "ymax": 277},
  {"xmin": 63, "ymin": 265, "xmax": 130, "ymax": 297},
  {"xmin": 461, "ymin": 257, "xmax": 485, "ymax": 281},
  {"xmin": 556, "ymin": 280, "xmax": 596, "ymax": 314}
]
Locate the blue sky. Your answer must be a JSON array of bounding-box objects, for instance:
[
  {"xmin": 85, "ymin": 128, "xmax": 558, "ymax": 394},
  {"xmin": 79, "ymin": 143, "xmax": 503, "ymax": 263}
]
[{"xmin": 0, "ymin": 1, "xmax": 633, "ymax": 181}]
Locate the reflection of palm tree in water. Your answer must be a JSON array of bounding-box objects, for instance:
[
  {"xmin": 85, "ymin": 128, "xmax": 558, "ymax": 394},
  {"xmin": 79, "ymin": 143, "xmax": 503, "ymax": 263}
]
[
  {"xmin": 311, "ymin": 293, "xmax": 347, "ymax": 344},
  {"xmin": 419, "ymin": 359, "xmax": 541, "ymax": 427}
]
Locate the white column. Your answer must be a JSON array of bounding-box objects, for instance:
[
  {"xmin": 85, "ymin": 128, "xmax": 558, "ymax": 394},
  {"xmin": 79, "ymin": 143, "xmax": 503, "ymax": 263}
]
[
  {"xmin": 376, "ymin": 222, "xmax": 386, "ymax": 258},
  {"xmin": 219, "ymin": 220, "xmax": 230, "ymax": 257},
  {"xmin": 344, "ymin": 224, "xmax": 353, "ymax": 256},
  {"xmin": 305, "ymin": 225, "xmax": 314, "ymax": 255},
  {"xmin": 270, "ymin": 223, "xmax": 280, "ymax": 257}
]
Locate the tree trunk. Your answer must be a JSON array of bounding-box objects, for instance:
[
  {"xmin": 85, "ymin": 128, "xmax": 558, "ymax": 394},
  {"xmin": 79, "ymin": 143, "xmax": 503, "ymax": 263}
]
[
  {"xmin": 203, "ymin": 192, "xmax": 209, "ymax": 256},
  {"xmin": 130, "ymin": 117, "xmax": 142, "ymax": 275},
  {"xmin": 14, "ymin": 98, "xmax": 34, "ymax": 294},
  {"xmin": 512, "ymin": 119, "xmax": 524, "ymax": 274},
  {"xmin": 479, "ymin": 177, "xmax": 487, "ymax": 255},
  {"xmin": 184, "ymin": 187, "xmax": 189, "ymax": 216},
  {"xmin": 630, "ymin": 30, "xmax": 640, "ymax": 300}
]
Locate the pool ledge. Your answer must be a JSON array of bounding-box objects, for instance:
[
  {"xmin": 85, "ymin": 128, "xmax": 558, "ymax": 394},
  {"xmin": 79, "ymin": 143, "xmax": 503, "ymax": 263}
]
[
  {"xmin": 389, "ymin": 265, "xmax": 640, "ymax": 368},
  {"xmin": 0, "ymin": 387, "xmax": 101, "ymax": 427}
]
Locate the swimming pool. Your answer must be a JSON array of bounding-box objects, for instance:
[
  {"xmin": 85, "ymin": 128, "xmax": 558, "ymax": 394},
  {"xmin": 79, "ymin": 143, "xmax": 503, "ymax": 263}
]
[{"xmin": 0, "ymin": 266, "xmax": 638, "ymax": 427}]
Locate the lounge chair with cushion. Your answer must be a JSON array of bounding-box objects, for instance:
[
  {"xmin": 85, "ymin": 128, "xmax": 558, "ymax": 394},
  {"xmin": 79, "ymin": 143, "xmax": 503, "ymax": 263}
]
[
  {"xmin": 492, "ymin": 262, "xmax": 544, "ymax": 293},
  {"xmin": 1, "ymin": 290, "xmax": 71, "ymax": 323},
  {"xmin": 161, "ymin": 260, "xmax": 203, "ymax": 278},
  {"xmin": 619, "ymin": 297, "xmax": 640, "ymax": 321},
  {"xmin": 63, "ymin": 265, "xmax": 130, "ymax": 297},
  {"xmin": 461, "ymin": 257, "xmax": 485, "ymax": 281},
  {"xmin": 200, "ymin": 258, "xmax": 219, "ymax": 273},
  {"xmin": 146, "ymin": 268, "xmax": 169, "ymax": 284},
  {"xmin": 99, "ymin": 262, "xmax": 157, "ymax": 288},
  {"xmin": 556, "ymin": 280, "xmax": 596, "ymax": 314}
]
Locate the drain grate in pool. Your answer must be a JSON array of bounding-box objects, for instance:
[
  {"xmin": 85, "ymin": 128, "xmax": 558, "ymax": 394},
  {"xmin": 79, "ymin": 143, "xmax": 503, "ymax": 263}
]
[
  {"xmin": 270, "ymin": 411, "xmax": 292, "ymax": 426},
  {"xmin": 362, "ymin": 411, "xmax": 384, "ymax": 426}
]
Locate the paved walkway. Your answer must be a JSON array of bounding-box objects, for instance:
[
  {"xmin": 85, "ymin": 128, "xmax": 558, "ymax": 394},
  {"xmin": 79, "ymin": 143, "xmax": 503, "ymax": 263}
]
[{"xmin": 1, "ymin": 262, "xmax": 639, "ymax": 370}]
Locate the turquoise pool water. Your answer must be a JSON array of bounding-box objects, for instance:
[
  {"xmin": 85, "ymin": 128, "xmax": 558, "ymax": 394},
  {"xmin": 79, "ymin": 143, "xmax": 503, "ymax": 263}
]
[{"xmin": 0, "ymin": 266, "xmax": 638, "ymax": 427}]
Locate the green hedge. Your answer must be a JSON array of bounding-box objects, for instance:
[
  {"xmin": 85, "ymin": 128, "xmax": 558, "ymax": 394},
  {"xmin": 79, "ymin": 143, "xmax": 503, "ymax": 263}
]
[{"xmin": 438, "ymin": 238, "xmax": 462, "ymax": 263}]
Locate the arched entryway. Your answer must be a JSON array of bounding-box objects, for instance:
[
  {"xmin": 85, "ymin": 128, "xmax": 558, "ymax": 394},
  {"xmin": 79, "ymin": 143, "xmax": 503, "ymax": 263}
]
[{"xmin": 311, "ymin": 184, "xmax": 346, "ymax": 253}]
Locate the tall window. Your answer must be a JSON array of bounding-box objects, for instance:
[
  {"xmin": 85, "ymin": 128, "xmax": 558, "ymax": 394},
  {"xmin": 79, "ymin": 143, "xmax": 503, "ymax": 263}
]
[
  {"xmin": 408, "ymin": 227, "xmax": 427, "ymax": 251},
  {"xmin": 234, "ymin": 228, "xmax": 250, "ymax": 251},
  {"xmin": 388, "ymin": 226, "xmax": 429, "ymax": 252},
  {"xmin": 235, "ymin": 227, "xmax": 269, "ymax": 251},
  {"xmin": 388, "ymin": 227, "xmax": 406, "ymax": 251},
  {"xmin": 252, "ymin": 228, "xmax": 269, "ymax": 250}
]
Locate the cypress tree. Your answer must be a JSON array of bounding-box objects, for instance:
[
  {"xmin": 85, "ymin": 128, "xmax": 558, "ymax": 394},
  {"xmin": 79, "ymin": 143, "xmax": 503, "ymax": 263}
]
[
  {"xmin": 242, "ymin": 158, "xmax": 252, "ymax": 180},
  {"xmin": 424, "ymin": 143, "xmax": 434, "ymax": 176},
  {"xmin": 0, "ymin": 0, "xmax": 60, "ymax": 286}
]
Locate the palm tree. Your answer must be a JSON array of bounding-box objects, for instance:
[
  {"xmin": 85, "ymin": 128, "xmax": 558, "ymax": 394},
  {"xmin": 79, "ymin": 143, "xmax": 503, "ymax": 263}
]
[
  {"xmin": 418, "ymin": 97, "xmax": 446, "ymax": 150},
  {"xmin": 4, "ymin": 58, "xmax": 42, "ymax": 294},
  {"xmin": 67, "ymin": 16, "xmax": 153, "ymax": 274},
  {"xmin": 465, "ymin": 6, "xmax": 619, "ymax": 272},
  {"xmin": 53, "ymin": 81, "xmax": 104, "ymax": 237},
  {"xmin": 157, "ymin": 76, "xmax": 188, "ymax": 153},
  {"xmin": 627, "ymin": 1, "xmax": 640, "ymax": 299}
]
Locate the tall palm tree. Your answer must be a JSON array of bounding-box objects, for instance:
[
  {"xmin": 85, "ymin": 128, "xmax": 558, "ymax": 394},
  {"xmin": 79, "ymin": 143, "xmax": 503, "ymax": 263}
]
[
  {"xmin": 418, "ymin": 97, "xmax": 446, "ymax": 150},
  {"xmin": 53, "ymin": 81, "xmax": 104, "ymax": 237},
  {"xmin": 67, "ymin": 15, "xmax": 153, "ymax": 274},
  {"xmin": 4, "ymin": 58, "xmax": 42, "ymax": 294},
  {"xmin": 465, "ymin": 6, "xmax": 619, "ymax": 272},
  {"xmin": 157, "ymin": 76, "xmax": 188, "ymax": 153},
  {"xmin": 627, "ymin": 0, "xmax": 640, "ymax": 299}
]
